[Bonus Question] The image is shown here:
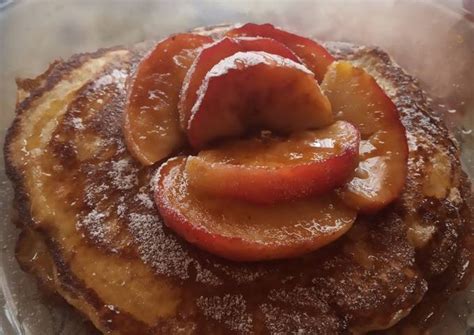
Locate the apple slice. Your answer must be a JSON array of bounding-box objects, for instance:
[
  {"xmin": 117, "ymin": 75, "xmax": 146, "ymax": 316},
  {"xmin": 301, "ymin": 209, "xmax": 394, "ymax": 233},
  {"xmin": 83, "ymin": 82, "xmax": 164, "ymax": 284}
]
[
  {"xmin": 321, "ymin": 61, "xmax": 408, "ymax": 212},
  {"xmin": 185, "ymin": 121, "xmax": 360, "ymax": 204},
  {"xmin": 179, "ymin": 37, "xmax": 300, "ymax": 129},
  {"xmin": 154, "ymin": 157, "xmax": 356, "ymax": 262},
  {"xmin": 124, "ymin": 33, "xmax": 212, "ymax": 165},
  {"xmin": 227, "ymin": 23, "xmax": 334, "ymax": 82},
  {"xmin": 187, "ymin": 51, "xmax": 333, "ymax": 149}
]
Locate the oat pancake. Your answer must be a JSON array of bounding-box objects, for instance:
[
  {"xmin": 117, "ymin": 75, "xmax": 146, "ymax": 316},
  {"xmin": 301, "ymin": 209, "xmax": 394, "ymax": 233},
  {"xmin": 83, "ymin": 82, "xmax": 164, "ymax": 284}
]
[{"xmin": 4, "ymin": 25, "xmax": 473, "ymax": 334}]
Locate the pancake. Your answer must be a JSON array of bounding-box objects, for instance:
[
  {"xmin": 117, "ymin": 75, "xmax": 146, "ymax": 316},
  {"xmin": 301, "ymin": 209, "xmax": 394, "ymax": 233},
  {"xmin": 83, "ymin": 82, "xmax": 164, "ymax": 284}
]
[{"xmin": 4, "ymin": 25, "xmax": 473, "ymax": 334}]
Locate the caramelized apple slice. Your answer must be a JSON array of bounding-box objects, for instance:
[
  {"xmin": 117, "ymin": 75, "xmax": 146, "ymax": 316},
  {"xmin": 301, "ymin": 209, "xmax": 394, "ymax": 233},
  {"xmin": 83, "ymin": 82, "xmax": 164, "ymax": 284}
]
[
  {"xmin": 186, "ymin": 121, "xmax": 359, "ymax": 204},
  {"xmin": 321, "ymin": 61, "xmax": 408, "ymax": 212},
  {"xmin": 227, "ymin": 23, "xmax": 334, "ymax": 81},
  {"xmin": 155, "ymin": 157, "xmax": 356, "ymax": 261},
  {"xmin": 124, "ymin": 33, "xmax": 212, "ymax": 165},
  {"xmin": 179, "ymin": 37, "xmax": 299, "ymax": 129},
  {"xmin": 187, "ymin": 51, "xmax": 332, "ymax": 149}
]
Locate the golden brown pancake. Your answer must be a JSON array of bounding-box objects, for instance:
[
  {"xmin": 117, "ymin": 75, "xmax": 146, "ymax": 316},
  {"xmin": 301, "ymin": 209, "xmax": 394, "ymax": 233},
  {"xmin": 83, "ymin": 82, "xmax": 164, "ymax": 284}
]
[{"xmin": 4, "ymin": 25, "xmax": 474, "ymax": 334}]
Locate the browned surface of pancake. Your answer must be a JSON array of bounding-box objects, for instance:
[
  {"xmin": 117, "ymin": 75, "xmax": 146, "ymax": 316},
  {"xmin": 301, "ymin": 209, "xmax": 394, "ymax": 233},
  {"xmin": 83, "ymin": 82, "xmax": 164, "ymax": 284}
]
[{"xmin": 4, "ymin": 26, "xmax": 473, "ymax": 334}]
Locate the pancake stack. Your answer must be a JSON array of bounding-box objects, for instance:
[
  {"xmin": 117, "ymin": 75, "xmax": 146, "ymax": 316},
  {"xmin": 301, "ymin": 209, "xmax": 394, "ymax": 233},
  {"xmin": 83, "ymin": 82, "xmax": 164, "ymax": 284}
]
[{"xmin": 4, "ymin": 25, "xmax": 473, "ymax": 334}]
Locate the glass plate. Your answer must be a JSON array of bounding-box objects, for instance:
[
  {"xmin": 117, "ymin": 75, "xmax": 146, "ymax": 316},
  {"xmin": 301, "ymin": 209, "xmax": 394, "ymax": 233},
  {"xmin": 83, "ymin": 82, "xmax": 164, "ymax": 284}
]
[{"xmin": 0, "ymin": 1, "xmax": 473, "ymax": 334}]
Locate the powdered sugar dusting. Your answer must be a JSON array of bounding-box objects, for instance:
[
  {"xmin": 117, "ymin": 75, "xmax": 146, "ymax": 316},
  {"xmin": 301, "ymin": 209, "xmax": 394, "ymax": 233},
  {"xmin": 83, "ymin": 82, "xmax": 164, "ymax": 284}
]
[
  {"xmin": 84, "ymin": 183, "xmax": 109, "ymax": 206},
  {"xmin": 214, "ymin": 263, "xmax": 268, "ymax": 284},
  {"xmin": 116, "ymin": 201, "xmax": 127, "ymax": 218},
  {"xmin": 136, "ymin": 191, "xmax": 155, "ymax": 209},
  {"xmin": 268, "ymin": 286, "xmax": 329, "ymax": 309},
  {"xmin": 194, "ymin": 262, "xmax": 223, "ymax": 286},
  {"xmin": 127, "ymin": 212, "xmax": 193, "ymax": 280},
  {"xmin": 179, "ymin": 41, "xmax": 218, "ymax": 106},
  {"xmin": 126, "ymin": 208, "xmax": 225, "ymax": 285},
  {"xmin": 260, "ymin": 303, "xmax": 337, "ymax": 334},
  {"xmin": 205, "ymin": 51, "xmax": 312, "ymax": 78},
  {"xmin": 71, "ymin": 117, "xmax": 85, "ymax": 130},
  {"xmin": 180, "ymin": 55, "xmax": 199, "ymax": 107},
  {"xmin": 93, "ymin": 69, "xmax": 128, "ymax": 91},
  {"xmin": 108, "ymin": 159, "xmax": 138, "ymax": 190},
  {"xmin": 406, "ymin": 131, "xmax": 419, "ymax": 152},
  {"xmin": 77, "ymin": 208, "xmax": 111, "ymax": 242},
  {"xmin": 196, "ymin": 294, "xmax": 252, "ymax": 334}
]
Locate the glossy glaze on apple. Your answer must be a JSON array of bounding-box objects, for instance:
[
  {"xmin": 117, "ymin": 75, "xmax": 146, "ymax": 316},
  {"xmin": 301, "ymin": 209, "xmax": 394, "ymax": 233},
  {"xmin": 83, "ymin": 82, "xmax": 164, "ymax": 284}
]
[
  {"xmin": 227, "ymin": 23, "xmax": 334, "ymax": 81},
  {"xmin": 124, "ymin": 33, "xmax": 212, "ymax": 165},
  {"xmin": 155, "ymin": 157, "xmax": 356, "ymax": 261},
  {"xmin": 321, "ymin": 61, "xmax": 408, "ymax": 212},
  {"xmin": 124, "ymin": 23, "xmax": 421, "ymax": 267},
  {"xmin": 187, "ymin": 51, "xmax": 332, "ymax": 148},
  {"xmin": 179, "ymin": 36, "xmax": 299, "ymax": 129},
  {"xmin": 186, "ymin": 121, "xmax": 359, "ymax": 204}
]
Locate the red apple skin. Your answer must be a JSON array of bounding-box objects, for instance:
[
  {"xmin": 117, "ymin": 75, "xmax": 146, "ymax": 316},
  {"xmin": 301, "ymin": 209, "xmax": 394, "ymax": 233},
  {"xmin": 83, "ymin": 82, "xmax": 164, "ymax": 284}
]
[
  {"xmin": 186, "ymin": 121, "xmax": 360, "ymax": 204},
  {"xmin": 321, "ymin": 61, "xmax": 408, "ymax": 212},
  {"xmin": 154, "ymin": 157, "xmax": 356, "ymax": 262},
  {"xmin": 179, "ymin": 37, "xmax": 300, "ymax": 129},
  {"xmin": 187, "ymin": 51, "xmax": 333, "ymax": 149},
  {"xmin": 124, "ymin": 33, "xmax": 212, "ymax": 166},
  {"xmin": 227, "ymin": 23, "xmax": 334, "ymax": 82}
]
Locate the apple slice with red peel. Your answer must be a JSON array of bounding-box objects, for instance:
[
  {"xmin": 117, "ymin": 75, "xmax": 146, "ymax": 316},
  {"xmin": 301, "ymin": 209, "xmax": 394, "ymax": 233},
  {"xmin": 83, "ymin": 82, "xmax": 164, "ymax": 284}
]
[
  {"xmin": 187, "ymin": 51, "xmax": 333, "ymax": 149},
  {"xmin": 321, "ymin": 61, "xmax": 408, "ymax": 212},
  {"xmin": 155, "ymin": 157, "xmax": 356, "ymax": 262},
  {"xmin": 179, "ymin": 37, "xmax": 300, "ymax": 129},
  {"xmin": 185, "ymin": 121, "xmax": 360, "ymax": 204},
  {"xmin": 124, "ymin": 33, "xmax": 212, "ymax": 165},
  {"xmin": 227, "ymin": 23, "xmax": 334, "ymax": 82}
]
